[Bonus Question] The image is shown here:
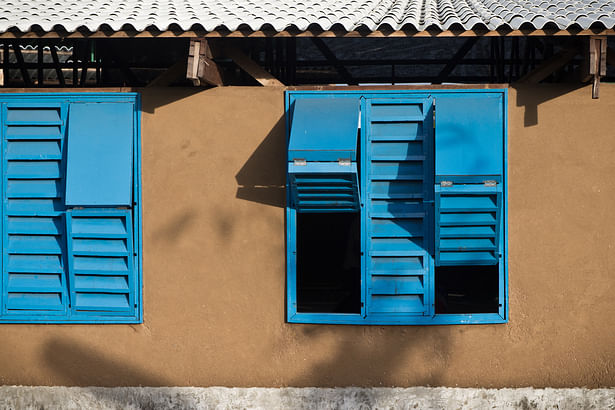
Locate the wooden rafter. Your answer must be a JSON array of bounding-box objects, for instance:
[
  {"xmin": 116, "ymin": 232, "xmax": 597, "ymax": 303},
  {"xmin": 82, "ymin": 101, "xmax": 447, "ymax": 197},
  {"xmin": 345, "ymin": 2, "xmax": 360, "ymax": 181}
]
[
  {"xmin": 222, "ymin": 45, "xmax": 283, "ymax": 86},
  {"xmin": 0, "ymin": 46, "xmax": 3, "ymax": 86},
  {"xmin": 12, "ymin": 43, "xmax": 32, "ymax": 87},
  {"xmin": 0, "ymin": 28, "xmax": 614, "ymax": 39},
  {"xmin": 49, "ymin": 44, "xmax": 66, "ymax": 86},
  {"xmin": 608, "ymin": 47, "xmax": 615, "ymax": 68},
  {"xmin": 516, "ymin": 45, "xmax": 579, "ymax": 84},
  {"xmin": 434, "ymin": 37, "xmax": 478, "ymax": 84},
  {"xmin": 149, "ymin": 59, "xmax": 187, "ymax": 87},
  {"xmin": 311, "ymin": 38, "xmax": 354, "ymax": 85}
]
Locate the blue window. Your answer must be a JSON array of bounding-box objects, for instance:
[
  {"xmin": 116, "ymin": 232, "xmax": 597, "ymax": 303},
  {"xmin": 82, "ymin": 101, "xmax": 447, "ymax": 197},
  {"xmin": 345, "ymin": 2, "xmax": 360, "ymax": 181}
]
[
  {"xmin": 0, "ymin": 93, "xmax": 141, "ymax": 323},
  {"xmin": 286, "ymin": 90, "xmax": 507, "ymax": 325}
]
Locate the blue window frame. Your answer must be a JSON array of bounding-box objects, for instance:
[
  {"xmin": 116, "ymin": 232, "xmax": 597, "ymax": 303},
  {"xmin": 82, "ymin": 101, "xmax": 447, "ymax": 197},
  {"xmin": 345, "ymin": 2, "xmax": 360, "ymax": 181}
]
[
  {"xmin": 0, "ymin": 93, "xmax": 142, "ymax": 323},
  {"xmin": 286, "ymin": 89, "xmax": 508, "ymax": 325}
]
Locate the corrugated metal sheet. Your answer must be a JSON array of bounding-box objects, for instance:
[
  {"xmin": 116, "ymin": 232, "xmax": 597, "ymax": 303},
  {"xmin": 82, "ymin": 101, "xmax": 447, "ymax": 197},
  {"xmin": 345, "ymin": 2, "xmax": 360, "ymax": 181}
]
[{"xmin": 0, "ymin": 0, "xmax": 614, "ymax": 33}]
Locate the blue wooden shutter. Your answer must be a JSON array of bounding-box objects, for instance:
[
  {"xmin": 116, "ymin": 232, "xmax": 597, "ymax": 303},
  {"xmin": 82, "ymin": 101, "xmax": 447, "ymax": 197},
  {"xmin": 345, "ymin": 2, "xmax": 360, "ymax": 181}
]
[
  {"xmin": 364, "ymin": 98, "xmax": 434, "ymax": 316},
  {"xmin": 2, "ymin": 102, "xmax": 69, "ymax": 314},
  {"xmin": 434, "ymin": 94, "xmax": 504, "ymax": 266},
  {"xmin": 435, "ymin": 184, "xmax": 501, "ymax": 265},
  {"xmin": 65, "ymin": 103, "xmax": 133, "ymax": 206},
  {"xmin": 66, "ymin": 209, "xmax": 135, "ymax": 314},
  {"xmin": 288, "ymin": 98, "xmax": 360, "ymax": 212},
  {"xmin": 64, "ymin": 102, "xmax": 137, "ymax": 316}
]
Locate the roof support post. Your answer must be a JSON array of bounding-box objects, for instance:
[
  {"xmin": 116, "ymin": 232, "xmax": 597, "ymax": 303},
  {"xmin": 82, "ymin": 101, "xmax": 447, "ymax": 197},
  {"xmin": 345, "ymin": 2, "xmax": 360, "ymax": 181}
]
[
  {"xmin": 186, "ymin": 38, "xmax": 224, "ymax": 86},
  {"xmin": 0, "ymin": 46, "xmax": 4, "ymax": 86},
  {"xmin": 588, "ymin": 36, "xmax": 607, "ymax": 99}
]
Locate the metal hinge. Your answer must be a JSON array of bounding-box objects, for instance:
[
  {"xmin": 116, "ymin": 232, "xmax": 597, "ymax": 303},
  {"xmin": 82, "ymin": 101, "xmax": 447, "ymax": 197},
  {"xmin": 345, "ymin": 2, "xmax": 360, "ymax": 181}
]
[
  {"xmin": 440, "ymin": 181, "xmax": 453, "ymax": 187},
  {"xmin": 293, "ymin": 159, "xmax": 306, "ymax": 166}
]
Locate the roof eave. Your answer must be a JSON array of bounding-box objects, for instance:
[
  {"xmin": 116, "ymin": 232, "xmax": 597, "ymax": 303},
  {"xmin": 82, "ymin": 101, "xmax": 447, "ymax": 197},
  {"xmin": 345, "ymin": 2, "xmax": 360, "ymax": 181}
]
[{"xmin": 0, "ymin": 28, "xmax": 614, "ymax": 39}]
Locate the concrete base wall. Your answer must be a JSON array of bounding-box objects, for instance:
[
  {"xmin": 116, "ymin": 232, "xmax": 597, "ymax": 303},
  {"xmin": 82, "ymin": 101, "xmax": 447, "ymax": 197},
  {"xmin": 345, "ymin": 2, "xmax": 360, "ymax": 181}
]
[{"xmin": 0, "ymin": 386, "xmax": 614, "ymax": 409}]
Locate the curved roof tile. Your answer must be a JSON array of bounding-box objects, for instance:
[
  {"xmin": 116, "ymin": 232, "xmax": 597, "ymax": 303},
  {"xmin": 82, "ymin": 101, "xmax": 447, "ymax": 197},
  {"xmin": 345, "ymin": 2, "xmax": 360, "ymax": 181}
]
[{"xmin": 0, "ymin": 0, "xmax": 614, "ymax": 33}]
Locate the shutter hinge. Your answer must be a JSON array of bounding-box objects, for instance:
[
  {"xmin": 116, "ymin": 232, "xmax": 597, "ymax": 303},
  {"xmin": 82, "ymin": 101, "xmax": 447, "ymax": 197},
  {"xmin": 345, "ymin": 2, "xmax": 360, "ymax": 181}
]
[
  {"xmin": 484, "ymin": 180, "xmax": 497, "ymax": 187},
  {"xmin": 440, "ymin": 181, "xmax": 453, "ymax": 187},
  {"xmin": 338, "ymin": 158, "xmax": 351, "ymax": 166},
  {"xmin": 293, "ymin": 159, "xmax": 306, "ymax": 166}
]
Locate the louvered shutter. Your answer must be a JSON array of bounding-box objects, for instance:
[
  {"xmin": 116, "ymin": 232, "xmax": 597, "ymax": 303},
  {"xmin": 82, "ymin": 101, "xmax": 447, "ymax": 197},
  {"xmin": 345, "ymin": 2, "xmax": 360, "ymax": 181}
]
[
  {"xmin": 288, "ymin": 98, "xmax": 360, "ymax": 212},
  {"xmin": 64, "ymin": 102, "xmax": 137, "ymax": 316},
  {"xmin": 2, "ymin": 103, "xmax": 69, "ymax": 315},
  {"xmin": 434, "ymin": 94, "xmax": 504, "ymax": 266},
  {"xmin": 364, "ymin": 98, "xmax": 434, "ymax": 316}
]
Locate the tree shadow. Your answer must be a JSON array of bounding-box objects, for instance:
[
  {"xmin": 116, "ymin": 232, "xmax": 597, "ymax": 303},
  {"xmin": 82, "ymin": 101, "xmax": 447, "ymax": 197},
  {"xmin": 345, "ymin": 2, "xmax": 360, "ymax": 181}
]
[
  {"xmin": 42, "ymin": 337, "xmax": 200, "ymax": 408},
  {"xmin": 284, "ymin": 99, "xmax": 451, "ymax": 408},
  {"xmin": 512, "ymin": 83, "xmax": 586, "ymax": 127},
  {"xmin": 235, "ymin": 114, "xmax": 286, "ymax": 208}
]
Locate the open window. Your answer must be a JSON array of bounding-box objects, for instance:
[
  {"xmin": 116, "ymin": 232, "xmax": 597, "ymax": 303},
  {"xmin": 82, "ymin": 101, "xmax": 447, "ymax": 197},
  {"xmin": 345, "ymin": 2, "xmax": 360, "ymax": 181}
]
[{"xmin": 286, "ymin": 90, "xmax": 507, "ymax": 325}]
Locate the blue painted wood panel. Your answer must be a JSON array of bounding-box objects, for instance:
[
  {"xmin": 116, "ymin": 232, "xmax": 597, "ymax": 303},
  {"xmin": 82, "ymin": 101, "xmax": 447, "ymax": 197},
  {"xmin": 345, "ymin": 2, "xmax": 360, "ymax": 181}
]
[
  {"xmin": 65, "ymin": 102, "xmax": 134, "ymax": 206},
  {"xmin": 435, "ymin": 184, "xmax": 502, "ymax": 266},
  {"xmin": 66, "ymin": 209, "xmax": 136, "ymax": 315},
  {"xmin": 2, "ymin": 103, "xmax": 69, "ymax": 315},
  {"xmin": 288, "ymin": 97, "xmax": 360, "ymax": 162},
  {"xmin": 364, "ymin": 98, "xmax": 434, "ymax": 318},
  {"xmin": 288, "ymin": 163, "xmax": 360, "ymax": 212},
  {"xmin": 434, "ymin": 93, "xmax": 503, "ymax": 179},
  {"xmin": 286, "ymin": 89, "xmax": 508, "ymax": 325},
  {"xmin": 0, "ymin": 93, "xmax": 141, "ymax": 323}
]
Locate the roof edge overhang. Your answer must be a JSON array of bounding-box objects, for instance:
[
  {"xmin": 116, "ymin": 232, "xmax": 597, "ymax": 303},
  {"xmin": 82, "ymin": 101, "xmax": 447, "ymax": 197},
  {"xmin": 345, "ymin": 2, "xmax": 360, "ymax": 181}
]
[{"xmin": 0, "ymin": 28, "xmax": 614, "ymax": 39}]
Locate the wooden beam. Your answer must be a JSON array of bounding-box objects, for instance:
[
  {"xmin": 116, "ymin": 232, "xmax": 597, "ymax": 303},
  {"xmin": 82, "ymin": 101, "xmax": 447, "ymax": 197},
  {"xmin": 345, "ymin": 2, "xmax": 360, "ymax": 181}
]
[
  {"xmin": 12, "ymin": 44, "xmax": 32, "ymax": 87},
  {"xmin": 149, "ymin": 59, "xmax": 187, "ymax": 87},
  {"xmin": 222, "ymin": 45, "xmax": 283, "ymax": 86},
  {"xmin": 516, "ymin": 46, "xmax": 579, "ymax": 84},
  {"xmin": 311, "ymin": 38, "xmax": 354, "ymax": 85},
  {"xmin": 49, "ymin": 45, "xmax": 66, "ymax": 86},
  {"xmin": 0, "ymin": 28, "xmax": 614, "ymax": 39},
  {"xmin": 434, "ymin": 37, "xmax": 478, "ymax": 84},
  {"xmin": 186, "ymin": 39, "xmax": 223, "ymax": 86},
  {"xmin": 0, "ymin": 47, "xmax": 3, "ymax": 86},
  {"xmin": 2, "ymin": 43, "xmax": 8, "ymax": 87},
  {"xmin": 588, "ymin": 36, "xmax": 607, "ymax": 99},
  {"xmin": 607, "ymin": 47, "xmax": 615, "ymax": 68}
]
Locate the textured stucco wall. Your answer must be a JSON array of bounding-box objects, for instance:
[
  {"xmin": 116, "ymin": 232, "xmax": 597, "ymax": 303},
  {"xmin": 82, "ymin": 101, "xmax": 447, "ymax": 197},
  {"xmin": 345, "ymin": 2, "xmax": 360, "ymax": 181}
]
[{"xmin": 0, "ymin": 84, "xmax": 613, "ymax": 387}]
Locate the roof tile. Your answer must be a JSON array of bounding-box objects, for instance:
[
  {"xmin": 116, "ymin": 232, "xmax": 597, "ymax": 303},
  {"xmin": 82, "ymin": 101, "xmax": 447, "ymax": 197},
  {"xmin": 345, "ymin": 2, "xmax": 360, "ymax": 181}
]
[{"xmin": 0, "ymin": 0, "xmax": 613, "ymax": 33}]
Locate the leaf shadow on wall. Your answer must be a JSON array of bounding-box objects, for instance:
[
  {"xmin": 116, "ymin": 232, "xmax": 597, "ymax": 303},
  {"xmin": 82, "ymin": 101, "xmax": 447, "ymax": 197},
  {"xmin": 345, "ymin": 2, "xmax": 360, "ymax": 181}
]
[
  {"xmin": 235, "ymin": 115, "xmax": 286, "ymax": 208},
  {"xmin": 42, "ymin": 338, "xmax": 200, "ymax": 408},
  {"xmin": 513, "ymin": 83, "xmax": 585, "ymax": 127},
  {"xmin": 282, "ymin": 325, "xmax": 451, "ymax": 407}
]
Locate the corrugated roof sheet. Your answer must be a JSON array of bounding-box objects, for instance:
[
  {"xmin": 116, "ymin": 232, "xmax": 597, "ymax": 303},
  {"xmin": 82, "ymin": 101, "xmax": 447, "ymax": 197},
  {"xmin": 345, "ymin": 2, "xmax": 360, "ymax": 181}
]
[{"xmin": 1, "ymin": 0, "xmax": 614, "ymax": 33}]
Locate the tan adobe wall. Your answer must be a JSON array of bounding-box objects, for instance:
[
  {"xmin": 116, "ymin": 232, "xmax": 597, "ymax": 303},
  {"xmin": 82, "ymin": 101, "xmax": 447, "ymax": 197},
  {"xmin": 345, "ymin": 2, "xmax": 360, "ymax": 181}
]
[{"xmin": 0, "ymin": 84, "xmax": 613, "ymax": 387}]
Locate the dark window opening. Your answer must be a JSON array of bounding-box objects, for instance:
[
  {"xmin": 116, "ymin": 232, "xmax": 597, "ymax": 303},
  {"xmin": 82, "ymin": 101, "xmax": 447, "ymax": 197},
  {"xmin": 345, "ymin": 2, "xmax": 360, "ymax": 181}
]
[
  {"xmin": 296, "ymin": 213, "xmax": 361, "ymax": 313},
  {"xmin": 435, "ymin": 265, "xmax": 499, "ymax": 314}
]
